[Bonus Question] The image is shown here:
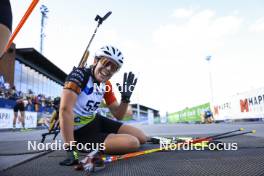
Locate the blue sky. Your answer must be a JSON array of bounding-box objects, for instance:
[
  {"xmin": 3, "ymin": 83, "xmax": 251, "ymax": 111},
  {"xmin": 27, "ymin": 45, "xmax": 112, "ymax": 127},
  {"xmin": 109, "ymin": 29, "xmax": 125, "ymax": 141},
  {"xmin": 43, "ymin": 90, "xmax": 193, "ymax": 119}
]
[{"xmin": 10, "ymin": 0, "xmax": 264, "ymax": 114}]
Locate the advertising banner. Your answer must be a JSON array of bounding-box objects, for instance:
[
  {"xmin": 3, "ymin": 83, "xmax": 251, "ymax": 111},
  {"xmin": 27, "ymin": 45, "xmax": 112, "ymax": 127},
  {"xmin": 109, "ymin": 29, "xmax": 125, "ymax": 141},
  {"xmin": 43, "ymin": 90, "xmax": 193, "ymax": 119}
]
[
  {"xmin": 0, "ymin": 108, "xmax": 37, "ymax": 129},
  {"xmin": 213, "ymin": 87, "xmax": 264, "ymax": 120},
  {"xmin": 168, "ymin": 103, "xmax": 210, "ymax": 123}
]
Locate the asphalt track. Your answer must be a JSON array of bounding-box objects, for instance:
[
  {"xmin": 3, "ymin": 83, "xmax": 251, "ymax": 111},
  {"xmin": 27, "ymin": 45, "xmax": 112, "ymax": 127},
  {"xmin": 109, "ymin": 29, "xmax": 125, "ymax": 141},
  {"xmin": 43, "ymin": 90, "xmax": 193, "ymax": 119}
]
[{"xmin": 0, "ymin": 122, "xmax": 263, "ymax": 176}]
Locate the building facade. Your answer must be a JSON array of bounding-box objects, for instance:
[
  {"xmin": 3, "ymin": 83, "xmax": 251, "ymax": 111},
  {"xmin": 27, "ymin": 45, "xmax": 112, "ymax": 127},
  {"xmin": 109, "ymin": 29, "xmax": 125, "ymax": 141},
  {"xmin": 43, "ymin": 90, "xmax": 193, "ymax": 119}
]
[
  {"xmin": 0, "ymin": 44, "xmax": 67, "ymax": 98},
  {"xmin": 131, "ymin": 103, "xmax": 160, "ymax": 121}
]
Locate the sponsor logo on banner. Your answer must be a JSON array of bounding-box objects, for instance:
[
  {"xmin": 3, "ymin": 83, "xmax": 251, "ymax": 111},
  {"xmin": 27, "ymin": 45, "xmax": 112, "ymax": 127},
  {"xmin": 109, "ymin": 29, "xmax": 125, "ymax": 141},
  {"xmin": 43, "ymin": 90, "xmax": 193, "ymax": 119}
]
[
  {"xmin": 240, "ymin": 99, "xmax": 249, "ymax": 112},
  {"xmin": 213, "ymin": 102, "xmax": 232, "ymax": 115},
  {"xmin": 240, "ymin": 94, "xmax": 264, "ymax": 113},
  {"xmin": 0, "ymin": 109, "xmax": 12, "ymax": 128}
]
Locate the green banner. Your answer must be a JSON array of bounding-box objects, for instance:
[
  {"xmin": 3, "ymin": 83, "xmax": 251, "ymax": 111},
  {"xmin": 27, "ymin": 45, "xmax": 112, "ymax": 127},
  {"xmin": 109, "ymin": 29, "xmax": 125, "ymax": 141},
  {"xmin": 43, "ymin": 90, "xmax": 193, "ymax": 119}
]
[{"xmin": 168, "ymin": 103, "xmax": 210, "ymax": 123}]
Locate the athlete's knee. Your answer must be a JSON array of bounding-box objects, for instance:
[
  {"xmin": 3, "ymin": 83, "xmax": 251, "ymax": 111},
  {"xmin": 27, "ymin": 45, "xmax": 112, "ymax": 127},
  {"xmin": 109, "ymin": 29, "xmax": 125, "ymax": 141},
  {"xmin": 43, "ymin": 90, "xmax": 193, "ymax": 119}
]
[
  {"xmin": 107, "ymin": 134, "xmax": 140, "ymax": 149},
  {"xmin": 126, "ymin": 136, "xmax": 140, "ymax": 150},
  {"xmin": 134, "ymin": 129, "xmax": 147, "ymax": 144},
  {"xmin": 134, "ymin": 133, "xmax": 148, "ymax": 144},
  {"xmin": 104, "ymin": 134, "xmax": 140, "ymax": 154},
  {"xmin": 138, "ymin": 134, "xmax": 147, "ymax": 144}
]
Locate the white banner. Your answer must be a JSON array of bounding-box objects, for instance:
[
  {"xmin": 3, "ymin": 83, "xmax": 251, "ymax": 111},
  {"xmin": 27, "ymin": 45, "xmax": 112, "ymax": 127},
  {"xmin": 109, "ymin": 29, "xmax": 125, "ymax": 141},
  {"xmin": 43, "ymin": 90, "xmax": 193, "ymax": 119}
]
[
  {"xmin": 213, "ymin": 87, "xmax": 264, "ymax": 120},
  {"xmin": 0, "ymin": 108, "xmax": 37, "ymax": 129}
]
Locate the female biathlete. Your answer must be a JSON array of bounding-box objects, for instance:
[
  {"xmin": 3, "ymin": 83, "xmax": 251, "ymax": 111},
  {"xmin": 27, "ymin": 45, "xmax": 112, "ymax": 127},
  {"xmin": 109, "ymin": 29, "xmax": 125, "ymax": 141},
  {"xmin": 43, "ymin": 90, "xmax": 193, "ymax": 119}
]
[{"xmin": 59, "ymin": 45, "xmax": 147, "ymax": 166}]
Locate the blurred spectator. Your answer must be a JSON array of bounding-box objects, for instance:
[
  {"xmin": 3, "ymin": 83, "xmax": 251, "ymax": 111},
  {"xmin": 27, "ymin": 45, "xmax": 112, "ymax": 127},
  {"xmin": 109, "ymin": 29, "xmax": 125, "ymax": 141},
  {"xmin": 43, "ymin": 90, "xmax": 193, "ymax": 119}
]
[
  {"xmin": 32, "ymin": 95, "xmax": 39, "ymax": 112},
  {"xmin": 13, "ymin": 93, "xmax": 26, "ymax": 131},
  {"xmin": 4, "ymin": 82, "xmax": 10, "ymax": 90},
  {"xmin": 200, "ymin": 109, "xmax": 214, "ymax": 124},
  {"xmin": 26, "ymin": 96, "xmax": 34, "ymax": 111},
  {"xmin": 0, "ymin": 75, "xmax": 5, "ymax": 88},
  {"xmin": 10, "ymin": 85, "xmax": 16, "ymax": 95},
  {"xmin": 0, "ymin": 84, "xmax": 61, "ymax": 115},
  {"xmin": 0, "ymin": 88, "xmax": 4, "ymax": 98}
]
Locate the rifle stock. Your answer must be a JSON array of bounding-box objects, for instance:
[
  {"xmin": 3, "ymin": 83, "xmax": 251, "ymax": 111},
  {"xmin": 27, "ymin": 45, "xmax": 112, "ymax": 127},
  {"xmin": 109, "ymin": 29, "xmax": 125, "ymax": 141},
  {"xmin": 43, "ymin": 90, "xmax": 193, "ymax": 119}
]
[
  {"xmin": 78, "ymin": 50, "xmax": 90, "ymax": 67},
  {"xmin": 77, "ymin": 11, "xmax": 112, "ymax": 68}
]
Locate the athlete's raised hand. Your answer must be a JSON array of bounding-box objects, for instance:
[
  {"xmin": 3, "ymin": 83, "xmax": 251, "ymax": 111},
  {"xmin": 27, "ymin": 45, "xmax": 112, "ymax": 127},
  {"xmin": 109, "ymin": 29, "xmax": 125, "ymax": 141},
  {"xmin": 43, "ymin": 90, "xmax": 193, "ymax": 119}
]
[{"xmin": 116, "ymin": 72, "xmax": 137, "ymax": 103}]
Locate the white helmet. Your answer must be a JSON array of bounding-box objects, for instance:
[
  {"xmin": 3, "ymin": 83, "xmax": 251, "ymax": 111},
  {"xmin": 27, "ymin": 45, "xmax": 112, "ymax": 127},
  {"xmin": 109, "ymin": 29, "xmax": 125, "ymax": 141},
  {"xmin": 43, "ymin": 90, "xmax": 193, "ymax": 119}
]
[{"xmin": 95, "ymin": 45, "xmax": 124, "ymax": 68}]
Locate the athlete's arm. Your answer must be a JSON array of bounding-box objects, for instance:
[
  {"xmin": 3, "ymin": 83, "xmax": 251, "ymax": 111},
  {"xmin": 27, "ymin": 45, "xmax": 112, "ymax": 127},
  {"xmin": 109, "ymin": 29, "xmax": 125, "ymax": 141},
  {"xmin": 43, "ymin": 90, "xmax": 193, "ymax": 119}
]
[
  {"xmin": 108, "ymin": 100, "xmax": 129, "ymax": 120},
  {"xmin": 59, "ymin": 67, "xmax": 87, "ymax": 146},
  {"xmin": 59, "ymin": 89, "xmax": 77, "ymax": 145},
  {"xmin": 104, "ymin": 81, "xmax": 128, "ymax": 120}
]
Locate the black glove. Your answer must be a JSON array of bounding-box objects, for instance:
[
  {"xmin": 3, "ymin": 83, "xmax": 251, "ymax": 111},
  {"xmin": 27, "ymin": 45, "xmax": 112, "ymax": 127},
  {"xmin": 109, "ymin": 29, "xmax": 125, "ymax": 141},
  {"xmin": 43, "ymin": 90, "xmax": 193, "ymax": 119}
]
[
  {"xmin": 116, "ymin": 72, "xmax": 137, "ymax": 103},
  {"xmin": 59, "ymin": 146, "xmax": 79, "ymax": 166}
]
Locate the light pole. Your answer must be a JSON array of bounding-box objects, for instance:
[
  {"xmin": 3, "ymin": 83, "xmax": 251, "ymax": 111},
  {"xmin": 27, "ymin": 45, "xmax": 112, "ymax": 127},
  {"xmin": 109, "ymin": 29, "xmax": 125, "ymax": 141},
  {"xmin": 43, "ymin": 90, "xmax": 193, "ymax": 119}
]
[
  {"xmin": 206, "ymin": 56, "xmax": 214, "ymax": 108},
  {"xmin": 40, "ymin": 5, "xmax": 49, "ymax": 54}
]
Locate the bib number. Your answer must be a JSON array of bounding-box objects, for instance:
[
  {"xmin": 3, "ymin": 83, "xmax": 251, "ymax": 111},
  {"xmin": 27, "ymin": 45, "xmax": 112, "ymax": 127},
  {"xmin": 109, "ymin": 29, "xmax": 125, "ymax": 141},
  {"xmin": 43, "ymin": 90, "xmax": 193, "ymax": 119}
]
[{"xmin": 84, "ymin": 100, "xmax": 100, "ymax": 112}]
